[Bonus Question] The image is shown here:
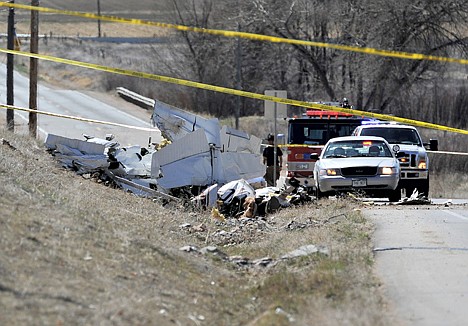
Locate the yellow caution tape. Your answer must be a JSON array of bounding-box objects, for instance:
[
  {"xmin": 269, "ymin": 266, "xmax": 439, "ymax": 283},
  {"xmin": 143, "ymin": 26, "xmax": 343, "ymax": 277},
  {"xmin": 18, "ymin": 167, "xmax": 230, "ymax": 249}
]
[
  {"xmin": 4, "ymin": 103, "xmax": 464, "ymax": 156},
  {"xmin": 0, "ymin": 103, "xmax": 158, "ymax": 132},
  {"xmin": 0, "ymin": 2, "xmax": 466, "ymax": 65},
  {"xmin": 1, "ymin": 47, "xmax": 467, "ymax": 136}
]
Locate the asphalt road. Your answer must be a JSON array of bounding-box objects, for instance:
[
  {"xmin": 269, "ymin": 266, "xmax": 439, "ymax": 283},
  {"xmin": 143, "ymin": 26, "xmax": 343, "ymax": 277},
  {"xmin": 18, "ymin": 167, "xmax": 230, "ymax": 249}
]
[
  {"xmin": 0, "ymin": 63, "xmax": 160, "ymax": 147},
  {"xmin": 366, "ymin": 205, "xmax": 468, "ymax": 326}
]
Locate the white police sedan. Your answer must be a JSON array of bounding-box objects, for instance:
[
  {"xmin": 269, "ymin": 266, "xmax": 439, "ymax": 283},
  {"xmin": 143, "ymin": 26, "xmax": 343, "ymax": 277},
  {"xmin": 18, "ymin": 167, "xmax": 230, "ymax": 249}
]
[{"xmin": 313, "ymin": 136, "xmax": 401, "ymax": 202}]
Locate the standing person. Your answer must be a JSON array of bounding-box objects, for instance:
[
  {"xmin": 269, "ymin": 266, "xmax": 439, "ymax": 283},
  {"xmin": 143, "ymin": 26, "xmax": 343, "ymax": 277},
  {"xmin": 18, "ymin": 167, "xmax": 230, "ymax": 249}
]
[{"xmin": 263, "ymin": 134, "xmax": 283, "ymax": 186}]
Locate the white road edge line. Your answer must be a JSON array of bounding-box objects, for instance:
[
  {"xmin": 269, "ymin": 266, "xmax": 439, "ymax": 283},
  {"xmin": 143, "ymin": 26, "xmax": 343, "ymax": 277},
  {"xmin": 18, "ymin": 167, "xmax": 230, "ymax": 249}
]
[
  {"xmin": 443, "ymin": 210, "xmax": 468, "ymax": 221},
  {"xmin": 15, "ymin": 111, "xmax": 48, "ymax": 137}
]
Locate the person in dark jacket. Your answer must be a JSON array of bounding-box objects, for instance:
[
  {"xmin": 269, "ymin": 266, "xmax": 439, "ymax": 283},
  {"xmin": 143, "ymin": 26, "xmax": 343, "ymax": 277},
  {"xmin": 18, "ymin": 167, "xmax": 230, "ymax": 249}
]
[{"xmin": 263, "ymin": 134, "xmax": 283, "ymax": 186}]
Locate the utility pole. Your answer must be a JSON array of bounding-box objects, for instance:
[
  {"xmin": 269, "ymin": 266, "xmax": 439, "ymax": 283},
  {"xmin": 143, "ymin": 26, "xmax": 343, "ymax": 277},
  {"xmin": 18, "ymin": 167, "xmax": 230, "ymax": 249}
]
[
  {"xmin": 29, "ymin": 0, "xmax": 39, "ymax": 138},
  {"xmin": 97, "ymin": 0, "xmax": 101, "ymax": 37},
  {"xmin": 235, "ymin": 0, "xmax": 242, "ymax": 129},
  {"xmin": 6, "ymin": 0, "xmax": 15, "ymax": 131},
  {"xmin": 235, "ymin": 22, "xmax": 242, "ymax": 129}
]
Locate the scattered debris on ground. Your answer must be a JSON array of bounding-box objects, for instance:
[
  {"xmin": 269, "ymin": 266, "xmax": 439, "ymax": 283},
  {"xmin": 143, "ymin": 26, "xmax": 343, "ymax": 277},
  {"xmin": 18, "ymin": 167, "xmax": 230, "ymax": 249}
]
[
  {"xmin": 178, "ymin": 243, "xmax": 329, "ymax": 269},
  {"xmin": 1, "ymin": 138, "xmax": 17, "ymax": 151},
  {"xmin": 44, "ymin": 100, "xmax": 318, "ymax": 220},
  {"xmin": 45, "ymin": 131, "xmax": 316, "ymax": 217},
  {"xmin": 0, "ymin": 127, "xmax": 420, "ymax": 325},
  {"xmin": 43, "ymin": 99, "xmax": 438, "ymax": 222},
  {"xmin": 395, "ymin": 188, "xmax": 431, "ymax": 205}
]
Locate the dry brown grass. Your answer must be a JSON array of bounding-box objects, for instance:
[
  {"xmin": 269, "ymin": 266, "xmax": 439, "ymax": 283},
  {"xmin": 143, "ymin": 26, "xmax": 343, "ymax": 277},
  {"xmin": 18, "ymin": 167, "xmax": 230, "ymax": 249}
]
[
  {"xmin": 419, "ymin": 129, "xmax": 468, "ymax": 198},
  {"xmin": 2, "ymin": 22, "xmax": 174, "ymax": 39},
  {"xmin": 0, "ymin": 0, "xmax": 175, "ymax": 38},
  {"xmin": 0, "ymin": 127, "xmax": 392, "ymax": 325},
  {"xmin": 0, "ymin": 11, "xmax": 464, "ymax": 324}
]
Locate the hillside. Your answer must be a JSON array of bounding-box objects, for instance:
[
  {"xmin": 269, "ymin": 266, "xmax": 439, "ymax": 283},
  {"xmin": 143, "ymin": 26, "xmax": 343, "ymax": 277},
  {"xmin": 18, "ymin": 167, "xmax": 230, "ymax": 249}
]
[
  {"xmin": 0, "ymin": 127, "xmax": 393, "ymax": 325},
  {"xmin": 0, "ymin": 3, "xmax": 466, "ymax": 323},
  {"xmin": 2, "ymin": 0, "xmax": 171, "ymax": 19},
  {"xmin": 0, "ymin": 0, "xmax": 174, "ymax": 37}
]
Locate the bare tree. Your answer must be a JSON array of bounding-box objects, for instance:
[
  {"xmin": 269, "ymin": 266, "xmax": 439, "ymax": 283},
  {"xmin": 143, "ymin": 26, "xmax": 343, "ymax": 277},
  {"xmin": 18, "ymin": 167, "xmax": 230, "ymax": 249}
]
[
  {"xmin": 153, "ymin": 0, "xmax": 242, "ymax": 117},
  {"xmin": 249, "ymin": 0, "xmax": 468, "ymax": 122},
  {"xmin": 141, "ymin": 0, "xmax": 467, "ymax": 127}
]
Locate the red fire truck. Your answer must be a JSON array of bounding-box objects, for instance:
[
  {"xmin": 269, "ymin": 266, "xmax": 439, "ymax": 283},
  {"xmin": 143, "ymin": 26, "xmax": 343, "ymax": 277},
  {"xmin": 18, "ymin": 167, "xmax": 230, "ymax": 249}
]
[{"xmin": 285, "ymin": 101, "xmax": 364, "ymax": 192}]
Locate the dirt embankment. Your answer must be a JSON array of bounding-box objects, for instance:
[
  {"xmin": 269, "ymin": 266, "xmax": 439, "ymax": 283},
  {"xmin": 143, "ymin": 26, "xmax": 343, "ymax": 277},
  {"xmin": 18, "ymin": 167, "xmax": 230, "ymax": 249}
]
[{"xmin": 0, "ymin": 128, "xmax": 392, "ymax": 325}]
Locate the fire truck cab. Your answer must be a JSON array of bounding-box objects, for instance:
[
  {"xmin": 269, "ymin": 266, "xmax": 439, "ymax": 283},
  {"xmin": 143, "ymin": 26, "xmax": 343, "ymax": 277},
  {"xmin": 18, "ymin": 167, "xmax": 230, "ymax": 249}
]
[{"xmin": 285, "ymin": 101, "xmax": 364, "ymax": 192}]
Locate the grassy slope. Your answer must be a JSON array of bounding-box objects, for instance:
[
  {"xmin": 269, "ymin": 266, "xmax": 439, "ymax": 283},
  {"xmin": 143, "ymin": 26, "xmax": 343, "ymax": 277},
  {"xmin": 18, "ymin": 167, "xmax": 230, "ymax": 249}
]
[
  {"xmin": 0, "ymin": 3, "xmax": 463, "ymax": 323},
  {"xmin": 0, "ymin": 128, "xmax": 391, "ymax": 325}
]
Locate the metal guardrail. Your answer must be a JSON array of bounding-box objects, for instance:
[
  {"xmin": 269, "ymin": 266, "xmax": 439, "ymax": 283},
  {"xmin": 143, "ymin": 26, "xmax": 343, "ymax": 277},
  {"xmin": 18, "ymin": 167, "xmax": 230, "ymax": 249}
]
[{"xmin": 115, "ymin": 87, "xmax": 155, "ymax": 110}]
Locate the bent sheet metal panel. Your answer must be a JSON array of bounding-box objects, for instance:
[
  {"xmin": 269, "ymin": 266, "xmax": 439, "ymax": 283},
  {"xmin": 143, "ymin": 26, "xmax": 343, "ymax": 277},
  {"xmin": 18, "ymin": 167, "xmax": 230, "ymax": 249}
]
[
  {"xmin": 45, "ymin": 133, "xmax": 107, "ymax": 155},
  {"xmin": 151, "ymin": 129, "xmax": 213, "ymax": 188},
  {"xmin": 220, "ymin": 125, "xmax": 262, "ymax": 154},
  {"xmin": 151, "ymin": 100, "xmax": 265, "ymax": 190},
  {"xmin": 151, "ymin": 128, "xmax": 265, "ymax": 189},
  {"xmin": 151, "ymin": 99, "xmax": 221, "ymax": 146},
  {"xmin": 220, "ymin": 152, "xmax": 265, "ymax": 182}
]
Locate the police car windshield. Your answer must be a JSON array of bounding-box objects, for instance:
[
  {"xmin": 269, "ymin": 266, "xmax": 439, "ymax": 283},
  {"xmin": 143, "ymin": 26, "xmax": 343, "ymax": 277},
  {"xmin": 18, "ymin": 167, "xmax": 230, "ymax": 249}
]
[
  {"xmin": 360, "ymin": 127, "xmax": 421, "ymax": 146},
  {"xmin": 323, "ymin": 140, "xmax": 393, "ymax": 158}
]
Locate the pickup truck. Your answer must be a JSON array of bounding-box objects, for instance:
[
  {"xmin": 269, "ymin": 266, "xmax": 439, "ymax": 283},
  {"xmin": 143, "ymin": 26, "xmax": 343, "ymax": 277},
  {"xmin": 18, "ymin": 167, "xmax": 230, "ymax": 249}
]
[{"xmin": 351, "ymin": 123, "xmax": 438, "ymax": 197}]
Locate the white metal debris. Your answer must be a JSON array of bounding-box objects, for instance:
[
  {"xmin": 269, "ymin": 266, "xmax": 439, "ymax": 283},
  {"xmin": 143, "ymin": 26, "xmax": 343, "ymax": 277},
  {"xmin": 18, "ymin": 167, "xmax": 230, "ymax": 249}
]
[
  {"xmin": 151, "ymin": 99, "xmax": 265, "ymax": 190},
  {"xmin": 45, "ymin": 133, "xmax": 110, "ymax": 173},
  {"xmin": 395, "ymin": 188, "xmax": 431, "ymax": 205},
  {"xmin": 44, "ymin": 100, "xmax": 317, "ymax": 211}
]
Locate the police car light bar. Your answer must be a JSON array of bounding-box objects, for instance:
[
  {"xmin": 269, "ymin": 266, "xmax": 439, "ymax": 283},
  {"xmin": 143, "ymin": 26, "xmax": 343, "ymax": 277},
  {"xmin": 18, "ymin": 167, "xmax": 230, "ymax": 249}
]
[{"xmin": 361, "ymin": 119, "xmax": 399, "ymax": 125}]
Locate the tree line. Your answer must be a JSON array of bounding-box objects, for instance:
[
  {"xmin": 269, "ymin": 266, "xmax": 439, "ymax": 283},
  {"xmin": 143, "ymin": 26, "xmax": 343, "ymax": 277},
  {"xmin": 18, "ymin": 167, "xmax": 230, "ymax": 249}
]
[{"xmin": 110, "ymin": 0, "xmax": 468, "ymax": 128}]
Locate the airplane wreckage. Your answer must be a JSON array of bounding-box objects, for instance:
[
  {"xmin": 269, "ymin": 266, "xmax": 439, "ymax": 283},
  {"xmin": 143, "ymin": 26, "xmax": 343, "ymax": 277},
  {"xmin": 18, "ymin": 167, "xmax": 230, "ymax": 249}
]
[{"xmin": 45, "ymin": 100, "xmax": 314, "ymax": 218}]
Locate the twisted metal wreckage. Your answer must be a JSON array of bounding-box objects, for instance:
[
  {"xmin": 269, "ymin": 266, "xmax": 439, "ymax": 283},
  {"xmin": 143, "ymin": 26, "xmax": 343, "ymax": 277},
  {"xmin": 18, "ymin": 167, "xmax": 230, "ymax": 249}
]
[{"xmin": 45, "ymin": 100, "xmax": 314, "ymax": 218}]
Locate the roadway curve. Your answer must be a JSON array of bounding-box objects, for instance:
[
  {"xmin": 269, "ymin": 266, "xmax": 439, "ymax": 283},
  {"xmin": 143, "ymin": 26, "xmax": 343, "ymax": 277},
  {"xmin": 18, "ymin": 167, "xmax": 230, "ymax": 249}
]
[
  {"xmin": 0, "ymin": 63, "xmax": 160, "ymax": 147},
  {"xmin": 366, "ymin": 204, "xmax": 468, "ymax": 325}
]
